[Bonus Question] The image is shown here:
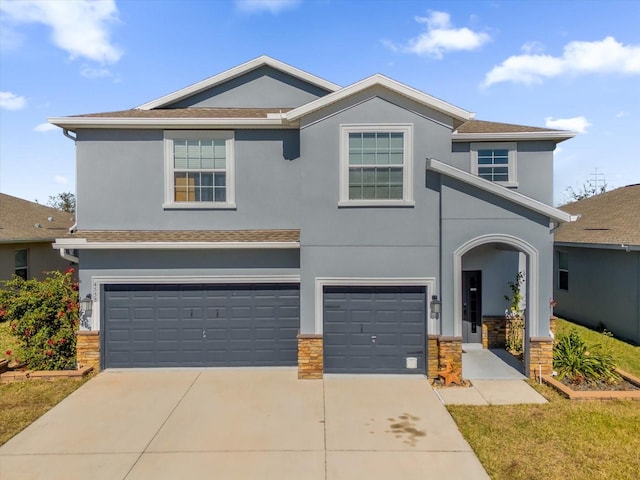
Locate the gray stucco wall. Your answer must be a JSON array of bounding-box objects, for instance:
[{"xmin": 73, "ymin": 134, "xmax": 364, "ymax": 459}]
[
  {"xmin": 166, "ymin": 66, "xmax": 331, "ymax": 109},
  {"xmin": 554, "ymin": 246, "xmax": 640, "ymax": 344},
  {"xmin": 76, "ymin": 129, "xmax": 301, "ymax": 231},
  {"xmin": 0, "ymin": 242, "xmax": 75, "ymax": 281},
  {"xmin": 439, "ymin": 175, "xmax": 555, "ymax": 337},
  {"xmin": 451, "ymin": 141, "xmax": 555, "ymax": 205}
]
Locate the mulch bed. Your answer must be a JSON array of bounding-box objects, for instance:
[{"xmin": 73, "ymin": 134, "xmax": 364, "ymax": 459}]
[{"xmin": 560, "ymin": 377, "xmax": 640, "ymax": 392}]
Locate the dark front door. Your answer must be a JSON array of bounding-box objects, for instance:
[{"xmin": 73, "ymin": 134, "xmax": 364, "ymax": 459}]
[{"xmin": 462, "ymin": 271, "xmax": 482, "ymax": 343}]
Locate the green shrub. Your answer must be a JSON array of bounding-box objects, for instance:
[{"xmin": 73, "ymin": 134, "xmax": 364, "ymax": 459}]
[
  {"xmin": 553, "ymin": 329, "xmax": 621, "ymax": 385},
  {"xmin": 0, "ymin": 270, "xmax": 79, "ymax": 370}
]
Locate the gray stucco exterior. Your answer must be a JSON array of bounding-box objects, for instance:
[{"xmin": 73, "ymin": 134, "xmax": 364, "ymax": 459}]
[
  {"xmin": 52, "ymin": 56, "xmax": 573, "ymax": 373},
  {"xmin": 554, "ymin": 246, "xmax": 640, "ymax": 344}
]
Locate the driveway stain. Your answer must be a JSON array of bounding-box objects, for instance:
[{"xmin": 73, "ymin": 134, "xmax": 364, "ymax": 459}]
[{"xmin": 385, "ymin": 413, "xmax": 426, "ymax": 446}]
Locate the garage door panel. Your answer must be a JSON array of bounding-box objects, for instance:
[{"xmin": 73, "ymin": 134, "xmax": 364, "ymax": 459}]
[
  {"xmin": 324, "ymin": 286, "xmax": 426, "ymax": 374},
  {"xmin": 104, "ymin": 283, "xmax": 299, "ymax": 368}
]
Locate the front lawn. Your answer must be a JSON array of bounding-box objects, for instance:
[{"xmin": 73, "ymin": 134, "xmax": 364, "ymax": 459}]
[
  {"xmin": 0, "ymin": 320, "xmax": 88, "ymax": 446},
  {"xmin": 449, "ymin": 318, "xmax": 640, "ymax": 480}
]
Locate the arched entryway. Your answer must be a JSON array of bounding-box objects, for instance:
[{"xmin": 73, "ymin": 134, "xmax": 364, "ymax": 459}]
[{"xmin": 453, "ymin": 234, "xmax": 539, "ymax": 376}]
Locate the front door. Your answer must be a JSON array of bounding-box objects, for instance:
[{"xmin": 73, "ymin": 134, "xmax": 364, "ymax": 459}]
[{"xmin": 462, "ymin": 271, "xmax": 482, "ymax": 343}]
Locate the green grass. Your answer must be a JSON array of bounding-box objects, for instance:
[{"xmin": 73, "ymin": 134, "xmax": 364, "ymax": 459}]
[
  {"xmin": 1, "ymin": 320, "xmax": 88, "ymax": 446},
  {"xmin": 555, "ymin": 318, "xmax": 640, "ymax": 376},
  {"xmin": 449, "ymin": 318, "xmax": 640, "ymax": 480}
]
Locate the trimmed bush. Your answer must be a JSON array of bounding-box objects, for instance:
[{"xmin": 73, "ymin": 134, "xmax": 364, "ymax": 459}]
[{"xmin": 0, "ymin": 269, "xmax": 79, "ymax": 370}]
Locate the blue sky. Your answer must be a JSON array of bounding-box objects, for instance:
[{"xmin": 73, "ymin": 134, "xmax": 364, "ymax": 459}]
[{"xmin": 1, "ymin": 0, "xmax": 639, "ymax": 206}]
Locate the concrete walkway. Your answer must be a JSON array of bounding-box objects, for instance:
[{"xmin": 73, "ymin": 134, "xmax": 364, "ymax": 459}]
[
  {"xmin": 434, "ymin": 344, "xmax": 547, "ymax": 406},
  {"xmin": 0, "ymin": 369, "xmax": 489, "ymax": 480}
]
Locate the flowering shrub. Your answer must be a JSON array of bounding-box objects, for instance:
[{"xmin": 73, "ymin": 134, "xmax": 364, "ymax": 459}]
[
  {"xmin": 504, "ymin": 272, "xmax": 525, "ymax": 356},
  {"xmin": 0, "ymin": 269, "xmax": 78, "ymax": 370}
]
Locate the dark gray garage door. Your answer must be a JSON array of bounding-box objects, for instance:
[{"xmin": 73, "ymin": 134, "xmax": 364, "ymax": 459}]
[
  {"xmin": 103, "ymin": 284, "xmax": 299, "ymax": 368},
  {"xmin": 323, "ymin": 286, "xmax": 426, "ymax": 374}
]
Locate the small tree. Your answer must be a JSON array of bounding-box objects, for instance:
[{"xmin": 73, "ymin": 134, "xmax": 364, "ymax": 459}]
[
  {"xmin": 47, "ymin": 192, "xmax": 76, "ymax": 213},
  {"xmin": 0, "ymin": 269, "xmax": 79, "ymax": 370}
]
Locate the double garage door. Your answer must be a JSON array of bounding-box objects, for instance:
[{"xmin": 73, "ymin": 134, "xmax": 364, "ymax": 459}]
[
  {"xmin": 103, "ymin": 284, "xmax": 299, "ymax": 368},
  {"xmin": 103, "ymin": 283, "xmax": 427, "ymax": 373}
]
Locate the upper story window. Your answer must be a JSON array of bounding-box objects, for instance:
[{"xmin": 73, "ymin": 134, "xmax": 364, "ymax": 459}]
[
  {"xmin": 471, "ymin": 142, "xmax": 517, "ymax": 187},
  {"xmin": 339, "ymin": 124, "xmax": 414, "ymax": 207},
  {"xmin": 164, "ymin": 131, "xmax": 235, "ymax": 209},
  {"xmin": 558, "ymin": 251, "xmax": 569, "ymax": 291},
  {"xmin": 15, "ymin": 249, "xmax": 28, "ymax": 280}
]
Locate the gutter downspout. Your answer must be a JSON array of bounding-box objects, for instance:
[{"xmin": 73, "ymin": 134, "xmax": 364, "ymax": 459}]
[
  {"xmin": 59, "ymin": 248, "xmax": 78, "ymax": 263},
  {"xmin": 63, "ymin": 128, "xmax": 76, "ymax": 142}
]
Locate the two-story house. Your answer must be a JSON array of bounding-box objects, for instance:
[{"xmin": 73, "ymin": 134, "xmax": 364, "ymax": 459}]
[{"xmin": 51, "ymin": 56, "xmax": 575, "ymax": 379}]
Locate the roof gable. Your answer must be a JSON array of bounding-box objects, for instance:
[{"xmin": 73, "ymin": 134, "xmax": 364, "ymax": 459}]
[
  {"xmin": 0, "ymin": 194, "xmax": 74, "ymax": 243},
  {"xmin": 137, "ymin": 56, "xmax": 340, "ymax": 110},
  {"xmin": 286, "ymin": 74, "xmax": 474, "ymax": 126},
  {"xmin": 555, "ymin": 184, "xmax": 640, "ymax": 246}
]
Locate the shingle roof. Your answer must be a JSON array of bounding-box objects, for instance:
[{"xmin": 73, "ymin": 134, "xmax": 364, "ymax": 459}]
[
  {"xmin": 455, "ymin": 119, "xmax": 563, "ymax": 134},
  {"xmin": 0, "ymin": 194, "xmax": 74, "ymax": 243},
  {"xmin": 70, "ymin": 108, "xmax": 291, "ymax": 119},
  {"xmin": 555, "ymin": 184, "xmax": 640, "ymax": 246},
  {"xmin": 71, "ymin": 229, "xmax": 300, "ymax": 243}
]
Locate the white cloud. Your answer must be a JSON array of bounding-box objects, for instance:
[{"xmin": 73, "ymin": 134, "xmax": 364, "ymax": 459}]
[
  {"xmin": 386, "ymin": 10, "xmax": 490, "ymax": 59},
  {"xmin": 616, "ymin": 111, "xmax": 629, "ymax": 118},
  {"xmin": 80, "ymin": 64, "xmax": 114, "ymax": 79},
  {"xmin": 0, "ymin": 91, "xmax": 26, "ymax": 110},
  {"xmin": 34, "ymin": 122, "xmax": 57, "ymax": 132},
  {"xmin": 545, "ymin": 116, "xmax": 591, "ymax": 133},
  {"xmin": 235, "ymin": 0, "xmax": 300, "ymax": 14},
  {"xmin": 0, "ymin": 0, "xmax": 122, "ymax": 64},
  {"xmin": 54, "ymin": 175, "xmax": 69, "ymax": 185},
  {"xmin": 484, "ymin": 36, "xmax": 640, "ymax": 86}
]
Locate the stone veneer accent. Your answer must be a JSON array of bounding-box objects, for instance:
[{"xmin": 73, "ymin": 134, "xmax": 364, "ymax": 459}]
[
  {"xmin": 437, "ymin": 336, "xmax": 462, "ymax": 372},
  {"xmin": 529, "ymin": 337, "xmax": 553, "ymax": 380},
  {"xmin": 77, "ymin": 331, "xmax": 100, "ymax": 371},
  {"xmin": 427, "ymin": 335, "xmax": 439, "ymax": 379},
  {"xmin": 297, "ymin": 333, "xmax": 323, "ymax": 379},
  {"xmin": 482, "ymin": 316, "xmax": 507, "ymax": 349},
  {"xmin": 550, "ymin": 316, "xmax": 558, "ymax": 336}
]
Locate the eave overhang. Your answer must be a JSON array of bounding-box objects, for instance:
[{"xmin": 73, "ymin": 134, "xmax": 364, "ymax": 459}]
[
  {"xmin": 426, "ymin": 158, "xmax": 576, "ymax": 223},
  {"xmin": 53, "ymin": 238, "xmax": 300, "ymax": 250},
  {"xmin": 47, "ymin": 116, "xmax": 297, "ymax": 131},
  {"xmin": 452, "ymin": 131, "xmax": 576, "ymax": 143}
]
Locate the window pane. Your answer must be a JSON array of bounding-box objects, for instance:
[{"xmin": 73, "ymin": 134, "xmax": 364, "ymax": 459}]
[
  {"xmin": 376, "ymin": 133, "xmax": 390, "ymax": 150},
  {"xmin": 559, "ymin": 271, "xmax": 568, "ymax": 290},
  {"xmin": 349, "ymin": 152, "xmax": 362, "ymax": 165},
  {"xmin": 198, "ymin": 188, "xmax": 214, "ymax": 202},
  {"xmin": 362, "ymin": 186, "xmax": 375, "ymax": 199},
  {"xmin": 200, "ymin": 173, "xmax": 214, "ymax": 187},
  {"xmin": 349, "ymin": 133, "xmax": 362, "ymax": 150},
  {"xmin": 362, "ymin": 133, "xmax": 376, "ymax": 149},
  {"xmin": 389, "ymin": 168, "xmax": 403, "ymax": 184},
  {"xmin": 362, "ymin": 168, "xmax": 375, "ymax": 184},
  {"xmin": 390, "ymin": 133, "xmax": 403, "ymax": 149},
  {"xmin": 214, "ymin": 173, "xmax": 226, "ymax": 187},
  {"xmin": 349, "ymin": 169, "xmax": 362, "ymax": 186},
  {"xmin": 349, "ymin": 185, "xmax": 362, "ymax": 200},
  {"xmin": 376, "ymin": 168, "xmax": 390, "ymax": 184},
  {"xmin": 389, "ymin": 152, "xmax": 403, "ymax": 165},
  {"xmin": 376, "ymin": 152, "xmax": 390, "ymax": 165},
  {"xmin": 214, "ymin": 187, "xmax": 226, "ymax": 202},
  {"xmin": 376, "ymin": 185, "xmax": 390, "ymax": 199},
  {"xmin": 362, "ymin": 152, "xmax": 375, "ymax": 164},
  {"xmin": 558, "ymin": 252, "xmax": 568, "ymax": 270},
  {"xmin": 201, "ymin": 141, "xmax": 214, "ymax": 160},
  {"xmin": 389, "ymin": 185, "xmax": 403, "ymax": 199},
  {"xmin": 15, "ymin": 249, "xmax": 28, "ymax": 268}
]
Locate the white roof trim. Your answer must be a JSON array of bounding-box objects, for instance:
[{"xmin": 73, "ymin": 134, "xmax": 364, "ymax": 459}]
[
  {"xmin": 53, "ymin": 238, "xmax": 300, "ymax": 250},
  {"xmin": 452, "ymin": 131, "xmax": 576, "ymax": 142},
  {"xmin": 286, "ymin": 74, "xmax": 474, "ymax": 122},
  {"xmin": 48, "ymin": 116, "xmax": 294, "ymax": 130},
  {"xmin": 136, "ymin": 56, "xmax": 341, "ymax": 110},
  {"xmin": 426, "ymin": 158, "xmax": 575, "ymax": 223}
]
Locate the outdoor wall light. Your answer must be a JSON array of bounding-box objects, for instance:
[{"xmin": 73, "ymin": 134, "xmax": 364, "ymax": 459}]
[
  {"xmin": 80, "ymin": 294, "xmax": 93, "ymax": 316},
  {"xmin": 430, "ymin": 295, "xmax": 441, "ymax": 319}
]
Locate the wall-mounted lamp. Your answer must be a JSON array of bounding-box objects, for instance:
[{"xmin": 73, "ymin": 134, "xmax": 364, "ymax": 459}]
[
  {"xmin": 430, "ymin": 295, "xmax": 441, "ymax": 320},
  {"xmin": 80, "ymin": 294, "xmax": 93, "ymax": 330}
]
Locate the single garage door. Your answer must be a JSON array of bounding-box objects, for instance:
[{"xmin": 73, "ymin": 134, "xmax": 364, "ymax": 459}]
[
  {"xmin": 323, "ymin": 286, "xmax": 426, "ymax": 374},
  {"xmin": 103, "ymin": 284, "xmax": 299, "ymax": 368}
]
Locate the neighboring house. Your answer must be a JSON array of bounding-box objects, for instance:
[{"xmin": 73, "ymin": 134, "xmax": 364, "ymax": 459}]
[
  {"xmin": 49, "ymin": 56, "xmax": 576, "ymax": 378},
  {"xmin": 554, "ymin": 184, "xmax": 640, "ymax": 344},
  {"xmin": 0, "ymin": 194, "xmax": 75, "ymax": 281}
]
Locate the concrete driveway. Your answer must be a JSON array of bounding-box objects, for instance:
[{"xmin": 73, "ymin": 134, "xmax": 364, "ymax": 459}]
[{"xmin": 0, "ymin": 369, "xmax": 488, "ymax": 480}]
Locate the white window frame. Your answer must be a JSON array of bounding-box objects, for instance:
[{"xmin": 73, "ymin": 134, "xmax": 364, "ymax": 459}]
[
  {"xmin": 339, "ymin": 124, "xmax": 414, "ymax": 207},
  {"xmin": 163, "ymin": 130, "xmax": 236, "ymax": 209},
  {"xmin": 470, "ymin": 142, "xmax": 518, "ymax": 187}
]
